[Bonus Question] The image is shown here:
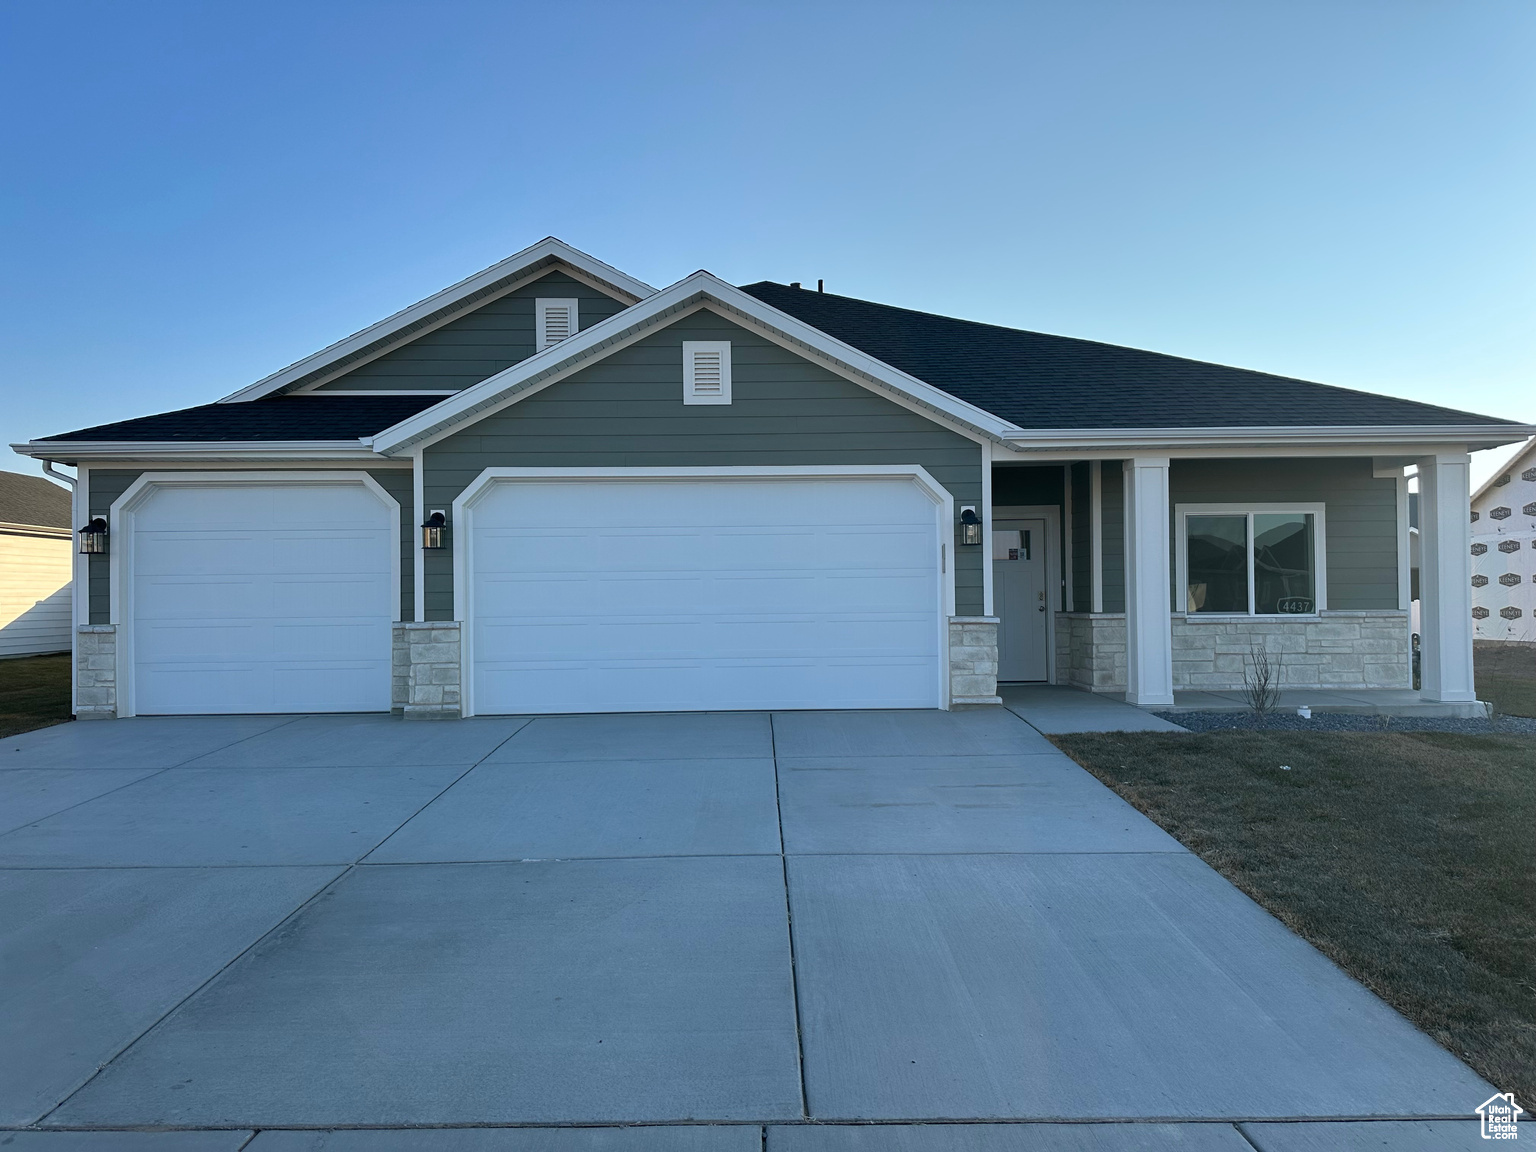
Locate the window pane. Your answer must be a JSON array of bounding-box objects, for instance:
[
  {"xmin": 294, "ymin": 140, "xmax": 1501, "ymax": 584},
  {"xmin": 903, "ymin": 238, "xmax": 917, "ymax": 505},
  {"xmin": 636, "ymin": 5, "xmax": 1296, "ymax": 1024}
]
[
  {"xmin": 1254, "ymin": 513, "xmax": 1315, "ymax": 614},
  {"xmin": 1186, "ymin": 515, "xmax": 1248, "ymax": 613}
]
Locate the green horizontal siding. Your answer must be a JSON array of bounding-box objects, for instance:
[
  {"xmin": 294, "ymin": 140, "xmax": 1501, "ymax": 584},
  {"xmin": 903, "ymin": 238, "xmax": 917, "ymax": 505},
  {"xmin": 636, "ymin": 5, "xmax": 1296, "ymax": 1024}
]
[
  {"xmin": 86, "ymin": 468, "xmax": 414, "ymax": 624},
  {"xmin": 1169, "ymin": 457, "xmax": 1398, "ymax": 611},
  {"xmin": 314, "ymin": 271, "xmax": 629, "ymax": 392},
  {"xmin": 422, "ymin": 308, "xmax": 985, "ymax": 620}
]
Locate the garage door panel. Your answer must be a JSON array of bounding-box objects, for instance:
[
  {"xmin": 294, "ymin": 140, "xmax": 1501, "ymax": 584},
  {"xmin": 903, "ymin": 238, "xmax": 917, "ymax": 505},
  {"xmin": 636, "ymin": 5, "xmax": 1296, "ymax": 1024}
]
[
  {"xmin": 469, "ymin": 477, "xmax": 944, "ymax": 714},
  {"xmin": 130, "ymin": 482, "xmax": 393, "ymax": 715}
]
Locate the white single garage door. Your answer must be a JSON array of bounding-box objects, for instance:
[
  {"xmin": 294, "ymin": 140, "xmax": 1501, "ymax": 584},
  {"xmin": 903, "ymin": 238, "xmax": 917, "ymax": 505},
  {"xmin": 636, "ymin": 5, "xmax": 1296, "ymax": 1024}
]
[
  {"xmin": 467, "ymin": 474, "xmax": 945, "ymax": 714},
  {"xmin": 128, "ymin": 480, "xmax": 395, "ymax": 715}
]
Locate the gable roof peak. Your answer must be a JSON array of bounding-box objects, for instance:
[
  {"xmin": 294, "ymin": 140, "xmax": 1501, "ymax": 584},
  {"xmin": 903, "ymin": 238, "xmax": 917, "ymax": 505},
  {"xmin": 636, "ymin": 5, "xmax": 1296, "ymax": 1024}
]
[{"xmin": 218, "ymin": 237, "xmax": 656, "ymax": 404}]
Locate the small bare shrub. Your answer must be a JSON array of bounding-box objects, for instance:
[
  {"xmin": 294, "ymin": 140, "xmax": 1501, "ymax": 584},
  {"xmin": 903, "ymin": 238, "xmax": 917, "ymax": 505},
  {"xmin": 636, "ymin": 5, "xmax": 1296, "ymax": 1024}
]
[{"xmin": 1244, "ymin": 642, "xmax": 1281, "ymax": 723}]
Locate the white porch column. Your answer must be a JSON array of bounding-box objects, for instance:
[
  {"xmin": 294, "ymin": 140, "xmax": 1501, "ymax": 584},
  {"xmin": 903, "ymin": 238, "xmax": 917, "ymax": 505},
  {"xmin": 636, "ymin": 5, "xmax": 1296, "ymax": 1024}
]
[
  {"xmin": 1122, "ymin": 456, "xmax": 1175, "ymax": 706},
  {"xmin": 1417, "ymin": 452, "xmax": 1477, "ymax": 702}
]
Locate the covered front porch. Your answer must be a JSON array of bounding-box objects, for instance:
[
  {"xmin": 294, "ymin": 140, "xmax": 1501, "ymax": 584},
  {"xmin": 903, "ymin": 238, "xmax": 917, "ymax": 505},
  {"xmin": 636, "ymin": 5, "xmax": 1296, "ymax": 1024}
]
[{"xmin": 984, "ymin": 451, "xmax": 1482, "ymax": 718}]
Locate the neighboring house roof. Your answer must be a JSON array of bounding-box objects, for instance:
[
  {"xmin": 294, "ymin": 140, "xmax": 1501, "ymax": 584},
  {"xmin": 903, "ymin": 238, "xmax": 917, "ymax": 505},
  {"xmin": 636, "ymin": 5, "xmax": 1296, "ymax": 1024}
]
[
  {"xmin": 739, "ymin": 282, "xmax": 1518, "ymax": 430},
  {"xmin": 0, "ymin": 469, "xmax": 71, "ymax": 528},
  {"xmin": 1471, "ymin": 436, "xmax": 1536, "ymax": 505},
  {"xmin": 38, "ymin": 396, "xmax": 440, "ymax": 442}
]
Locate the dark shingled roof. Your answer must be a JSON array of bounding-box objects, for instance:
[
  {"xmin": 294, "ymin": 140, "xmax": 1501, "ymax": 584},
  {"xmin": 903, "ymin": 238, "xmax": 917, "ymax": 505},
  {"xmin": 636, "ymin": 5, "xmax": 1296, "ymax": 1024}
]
[
  {"xmin": 740, "ymin": 282, "xmax": 1517, "ymax": 430},
  {"xmin": 40, "ymin": 395, "xmax": 443, "ymax": 443},
  {"xmin": 0, "ymin": 470, "xmax": 72, "ymax": 528}
]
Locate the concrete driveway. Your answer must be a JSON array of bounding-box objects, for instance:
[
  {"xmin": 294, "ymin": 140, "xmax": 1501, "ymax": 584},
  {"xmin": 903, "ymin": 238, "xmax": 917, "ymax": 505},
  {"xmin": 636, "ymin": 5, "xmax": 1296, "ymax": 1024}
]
[{"xmin": 0, "ymin": 707, "xmax": 1497, "ymax": 1150}]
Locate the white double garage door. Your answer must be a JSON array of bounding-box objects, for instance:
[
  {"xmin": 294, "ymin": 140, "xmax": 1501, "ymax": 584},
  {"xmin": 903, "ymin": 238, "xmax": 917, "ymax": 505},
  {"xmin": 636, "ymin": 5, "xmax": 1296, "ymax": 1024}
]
[{"xmin": 125, "ymin": 470, "xmax": 949, "ymax": 716}]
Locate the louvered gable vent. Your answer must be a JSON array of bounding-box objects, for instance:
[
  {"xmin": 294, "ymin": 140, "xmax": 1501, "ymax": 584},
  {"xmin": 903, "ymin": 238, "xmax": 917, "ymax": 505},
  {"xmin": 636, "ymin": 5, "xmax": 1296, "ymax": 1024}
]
[
  {"xmin": 537, "ymin": 298, "xmax": 578, "ymax": 351},
  {"xmin": 683, "ymin": 340, "xmax": 732, "ymax": 405}
]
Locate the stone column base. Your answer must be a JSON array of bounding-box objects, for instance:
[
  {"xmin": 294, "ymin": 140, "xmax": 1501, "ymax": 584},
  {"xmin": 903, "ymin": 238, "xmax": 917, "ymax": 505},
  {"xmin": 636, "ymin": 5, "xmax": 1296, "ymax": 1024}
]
[
  {"xmin": 948, "ymin": 616, "xmax": 1002, "ymax": 706},
  {"xmin": 76, "ymin": 624, "xmax": 118, "ymax": 719},
  {"xmin": 393, "ymin": 621, "xmax": 463, "ymax": 719}
]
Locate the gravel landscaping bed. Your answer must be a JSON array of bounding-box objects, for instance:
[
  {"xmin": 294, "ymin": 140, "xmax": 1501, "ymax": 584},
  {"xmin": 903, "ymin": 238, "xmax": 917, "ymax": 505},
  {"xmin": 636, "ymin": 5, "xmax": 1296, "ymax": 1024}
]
[{"xmin": 1157, "ymin": 709, "xmax": 1536, "ymax": 735}]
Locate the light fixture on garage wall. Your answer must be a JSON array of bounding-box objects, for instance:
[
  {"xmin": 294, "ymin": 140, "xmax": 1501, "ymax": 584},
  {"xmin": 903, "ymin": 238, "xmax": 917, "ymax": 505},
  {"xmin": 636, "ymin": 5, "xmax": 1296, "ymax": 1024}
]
[
  {"xmin": 421, "ymin": 510, "xmax": 447, "ymax": 550},
  {"xmin": 959, "ymin": 507, "xmax": 982, "ymax": 546},
  {"xmin": 77, "ymin": 516, "xmax": 108, "ymax": 554}
]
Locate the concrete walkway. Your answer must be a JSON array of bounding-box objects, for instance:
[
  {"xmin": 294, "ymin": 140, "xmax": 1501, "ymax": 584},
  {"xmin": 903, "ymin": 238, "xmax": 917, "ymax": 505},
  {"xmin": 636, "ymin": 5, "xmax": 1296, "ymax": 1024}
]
[
  {"xmin": 1000, "ymin": 683, "xmax": 1188, "ymax": 733},
  {"xmin": 0, "ymin": 709, "xmax": 1499, "ymax": 1149}
]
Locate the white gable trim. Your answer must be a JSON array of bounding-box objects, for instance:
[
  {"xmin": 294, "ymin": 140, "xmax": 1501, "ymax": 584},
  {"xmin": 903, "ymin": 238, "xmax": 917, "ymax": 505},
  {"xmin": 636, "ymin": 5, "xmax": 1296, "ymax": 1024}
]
[
  {"xmin": 220, "ymin": 238, "xmax": 656, "ymax": 403},
  {"xmin": 368, "ymin": 272, "xmax": 1021, "ymax": 456}
]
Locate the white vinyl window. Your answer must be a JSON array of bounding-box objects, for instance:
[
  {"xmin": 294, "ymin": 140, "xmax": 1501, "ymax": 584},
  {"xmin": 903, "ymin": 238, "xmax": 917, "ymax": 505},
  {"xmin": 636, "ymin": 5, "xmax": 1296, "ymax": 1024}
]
[
  {"xmin": 1177, "ymin": 503, "xmax": 1327, "ymax": 616},
  {"xmin": 683, "ymin": 340, "xmax": 731, "ymax": 405},
  {"xmin": 536, "ymin": 298, "xmax": 578, "ymax": 351}
]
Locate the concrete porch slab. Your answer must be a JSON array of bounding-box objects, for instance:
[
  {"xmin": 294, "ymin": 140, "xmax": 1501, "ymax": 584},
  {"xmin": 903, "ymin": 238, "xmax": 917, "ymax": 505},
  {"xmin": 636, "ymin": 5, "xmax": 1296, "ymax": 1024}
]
[
  {"xmin": 0, "ymin": 865, "xmax": 340, "ymax": 1126},
  {"xmin": 0, "ymin": 765, "xmax": 466, "ymax": 867},
  {"xmin": 1160, "ymin": 689, "xmax": 1487, "ymax": 719},
  {"xmin": 769, "ymin": 1123, "xmax": 1254, "ymax": 1150},
  {"xmin": 787, "ymin": 852, "xmax": 1491, "ymax": 1120},
  {"xmin": 51, "ymin": 858, "xmax": 802, "ymax": 1128},
  {"xmin": 366, "ymin": 757, "xmax": 782, "ymax": 862},
  {"xmin": 1000, "ymin": 685, "xmax": 1189, "ymax": 733},
  {"xmin": 777, "ymin": 753, "xmax": 1185, "ymax": 854}
]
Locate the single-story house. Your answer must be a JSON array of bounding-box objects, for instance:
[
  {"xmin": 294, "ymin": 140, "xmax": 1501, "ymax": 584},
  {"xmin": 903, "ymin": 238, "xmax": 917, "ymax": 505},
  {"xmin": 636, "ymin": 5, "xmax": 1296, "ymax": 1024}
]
[
  {"xmin": 13, "ymin": 239, "xmax": 1532, "ymax": 719},
  {"xmin": 1470, "ymin": 436, "xmax": 1535, "ymax": 643},
  {"xmin": 0, "ymin": 470, "xmax": 73, "ymax": 659}
]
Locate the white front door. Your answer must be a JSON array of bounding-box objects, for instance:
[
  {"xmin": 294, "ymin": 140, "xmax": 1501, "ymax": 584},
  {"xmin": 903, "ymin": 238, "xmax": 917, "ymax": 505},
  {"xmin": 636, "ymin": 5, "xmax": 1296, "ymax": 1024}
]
[
  {"xmin": 994, "ymin": 519, "xmax": 1048, "ymax": 681},
  {"xmin": 128, "ymin": 481, "xmax": 396, "ymax": 715},
  {"xmin": 465, "ymin": 475, "xmax": 945, "ymax": 714}
]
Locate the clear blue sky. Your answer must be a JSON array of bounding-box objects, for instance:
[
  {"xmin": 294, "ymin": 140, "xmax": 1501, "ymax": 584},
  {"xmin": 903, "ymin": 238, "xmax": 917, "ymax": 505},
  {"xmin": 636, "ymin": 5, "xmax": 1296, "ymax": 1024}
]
[{"xmin": 3, "ymin": 1, "xmax": 1532, "ymax": 485}]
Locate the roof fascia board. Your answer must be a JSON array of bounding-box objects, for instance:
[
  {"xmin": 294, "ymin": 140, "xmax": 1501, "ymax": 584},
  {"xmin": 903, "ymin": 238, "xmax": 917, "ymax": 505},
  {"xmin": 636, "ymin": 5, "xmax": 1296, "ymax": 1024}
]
[
  {"xmin": 1000, "ymin": 425, "xmax": 1536, "ymax": 454},
  {"xmin": 11, "ymin": 440, "xmax": 400, "ymax": 464},
  {"xmin": 219, "ymin": 239, "xmax": 657, "ymax": 403},
  {"xmin": 1470, "ymin": 435, "xmax": 1535, "ymax": 503},
  {"xmin": 370, "ymin": 272, "xmax": 1021, "ymax": 456},
  {"xmin": 0, "ymin": 522, "xmax": 72, "ymax": 539}
]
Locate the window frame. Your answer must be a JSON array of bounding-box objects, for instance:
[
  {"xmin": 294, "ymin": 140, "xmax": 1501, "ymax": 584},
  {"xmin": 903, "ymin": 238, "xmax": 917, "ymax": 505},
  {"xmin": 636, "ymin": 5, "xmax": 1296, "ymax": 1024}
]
[{"xmin": 1176, "ymin": 502, "xmax": 1327, "ymax": 618}]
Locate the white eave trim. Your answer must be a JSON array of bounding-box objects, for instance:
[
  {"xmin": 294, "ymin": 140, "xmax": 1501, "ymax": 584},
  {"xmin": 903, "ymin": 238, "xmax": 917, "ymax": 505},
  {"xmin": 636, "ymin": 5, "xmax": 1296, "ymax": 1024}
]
[
  {"xmin": 11, "ymin": 439, "xmax": 389, "ymax": 462},
  {"xmin": 217, "ymin": 238, "xmax": 657, "ymax": 404},
  {"xmin": 368, "ymin": 271, "xmax": 1022, "ymax": 455},
  {"xmin": 1000, "ymin": 424, "xmax": 1536, "ymax": 453}
]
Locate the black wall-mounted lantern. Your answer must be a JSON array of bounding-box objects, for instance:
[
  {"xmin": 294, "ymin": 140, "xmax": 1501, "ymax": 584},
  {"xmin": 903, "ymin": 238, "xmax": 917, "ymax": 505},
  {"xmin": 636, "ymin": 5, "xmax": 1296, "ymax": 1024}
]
[
  {"xmin": 421, "ymin": 510, "xmax": 447, "ymax": 550},
  {"xmin": 77, "ymin": 516, "xmax": 108, "ymax": 554},
  {"xmin": 959, "ymin": 507, "xmax": 982, "ymax": 546}
]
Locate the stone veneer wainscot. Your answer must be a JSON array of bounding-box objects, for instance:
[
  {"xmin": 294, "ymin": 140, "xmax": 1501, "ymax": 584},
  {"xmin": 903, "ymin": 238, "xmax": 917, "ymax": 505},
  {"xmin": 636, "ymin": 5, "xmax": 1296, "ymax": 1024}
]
[
  {"xmin": 1056, "ymin": 610, "xmax": 1411, "ymax": 692},
  {"xmin": 392, "ymin": 621, "xmax": 462, "ymax": 719}
]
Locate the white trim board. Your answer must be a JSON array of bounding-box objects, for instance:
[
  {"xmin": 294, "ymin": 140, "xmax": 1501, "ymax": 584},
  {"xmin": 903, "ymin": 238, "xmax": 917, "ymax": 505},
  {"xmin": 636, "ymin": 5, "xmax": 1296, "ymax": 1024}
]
[
  {"xmin": 12, "ymin": 441, "xmax": 400, "ymax": 463},
  {"xmin": 370, "ymin": 273, "xmax": 1021, "ymax": 456},
  {"xmin": 1175, "ymin": 501, "xmax": 1329, "ymax": 618},
  {"xmin": 220, "ymin": 238, "xmax": 656, "ymax": 403},
  {"xmin": 449, "ymin": 465, "xmax": 956, "ymax": 717},
  {"xmin": 108, "ymin": 471, "xmax": 402, "ymax": 717},
  {"xmin": 1000, "ymin": 426, "xmax": 1536, "ymax": 456}
]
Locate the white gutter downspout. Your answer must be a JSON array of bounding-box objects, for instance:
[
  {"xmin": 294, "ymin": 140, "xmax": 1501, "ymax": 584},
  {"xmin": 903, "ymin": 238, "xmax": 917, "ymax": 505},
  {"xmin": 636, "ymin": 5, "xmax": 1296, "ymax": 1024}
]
[{"xmin": 42, "ymin": 461, "xmax": 78, "ymax": 716}]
